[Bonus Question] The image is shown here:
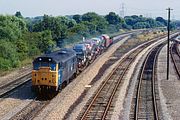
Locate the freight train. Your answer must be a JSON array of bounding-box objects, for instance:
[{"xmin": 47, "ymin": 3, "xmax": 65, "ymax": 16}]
[{"xmin": 31, "ymin": 34, "xmax": 113, "ymax": 94}]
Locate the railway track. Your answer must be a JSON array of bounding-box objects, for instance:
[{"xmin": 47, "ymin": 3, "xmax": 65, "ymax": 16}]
[
  {"xmin": 131, "ymin": 43, "xmax": 164, "ymax": 120},
  {"xmin": 9, "ymin": 97, "xmax": 50, "ymax": 120},
  {"xmin": 78, "ymin": 38, "xmax": 162, "ymax": 120},
  {"xmin": 177, "ymin": 43, "xmax": 180, "ymax": 56},
  {"xmin": 170, "ymin": 42, "xmax": 180, "ymax": 79},
  {"xmin": 0, "ymin": 73, "xmax": 31, "ymax": 98}
]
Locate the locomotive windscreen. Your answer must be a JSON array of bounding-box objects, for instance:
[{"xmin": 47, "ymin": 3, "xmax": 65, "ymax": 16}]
[{"xmin": 33, "ymin": 62, "xmax": 56, "ymax": 71}]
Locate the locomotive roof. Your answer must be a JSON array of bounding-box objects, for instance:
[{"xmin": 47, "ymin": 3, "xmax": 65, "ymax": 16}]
[{"xmin": 33, "ymin": 48, "xmax": 76, "ymax": 63}]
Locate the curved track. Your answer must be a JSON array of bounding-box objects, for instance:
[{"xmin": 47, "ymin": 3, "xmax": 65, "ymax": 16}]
[
  {"xmin": 79, "ymin": 39, "xmax": 161, "ymax": 120},
  {"xmin": 133, "ymin": 43, "xmax": 164, "ymax": 120},
  {"xmin": 170, "ymin": 42, "xmax": 180, "ymax": 79}
]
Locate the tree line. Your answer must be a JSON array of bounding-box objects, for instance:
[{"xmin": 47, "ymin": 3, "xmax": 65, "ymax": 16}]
[{"xmin": 0, "ymin": 11, "xmax": 177, "ymax": 70}]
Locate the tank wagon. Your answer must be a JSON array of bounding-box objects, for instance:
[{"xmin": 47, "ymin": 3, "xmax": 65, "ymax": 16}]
[{"xmin": 32, "ymin": 48, "xmax": 77, "ymax": 93}]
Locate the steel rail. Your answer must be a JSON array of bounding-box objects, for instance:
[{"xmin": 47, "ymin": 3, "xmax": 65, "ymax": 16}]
[
  {"xmin": 134, "ymin": 43, "xmax": 164, "ymax": 120},
  {"xmin": 170, "ymin": 43, "xmax": 180, "ymax": 79}
]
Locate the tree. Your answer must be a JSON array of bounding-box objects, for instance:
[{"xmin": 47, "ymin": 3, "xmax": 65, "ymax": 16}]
[
  {"xmin": 23, "ymin": 32, "xmax": 42, "ymax": 56},
  {"xmin": 124, "ymin": 15, "xmax": 165, "ymax": 29},
  {"xmin": 16, "ymin": 39, "xmax": 28, "ymax": 60},
  {"xmin": 15, "ymin": 11, "xmax": 23, "ymax": 19},
  {"xmin": 0, "ymin": 40, "xmax": 20, "ymax": 69},
  {"xmin": 73, "ymin": 14, "xmax": 81, "ymax": 23},
  {"xmin": 95, "ymin": 18, "xmax": 108, "ymax": 33},
  {"xmin": 133, "ymin": 22, "xmax": 150, "ymax": 29},
  {"xmin": 69, "ymin": 24, "xmax": 88, "ymax": 36},
  {"xmin": 147, "ymin": 18, "xmax": 157, "ymax": 28},
  {"xmin": 0, "ymin": 15, "xmax": 27, "ymax": 41},
  {"xmin": 39, "ymin": 30, "xmax": 55, "ymax": 53},
  {"xmin": 81, "ymin": 21, "xmax": 96, "ymax": 34},
  {"xmin": 105, "ymin": 12, "xmax": 122, "ymax": 25},
  {"xmin": 156, "ymin": 17, "xmax": 167, "ymax": 26},
  {"xmin": 124, "ymin": 16, "xmax": 137, "ymax": 26},
  {"xmin": 82, "ymin": 12, "xmax": 100, "ymax": 22}
]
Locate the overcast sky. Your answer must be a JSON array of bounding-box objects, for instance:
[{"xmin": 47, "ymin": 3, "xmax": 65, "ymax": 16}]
[{"xmin": 0, "ymin": 0, "xmax": 179, "ymax": 20}]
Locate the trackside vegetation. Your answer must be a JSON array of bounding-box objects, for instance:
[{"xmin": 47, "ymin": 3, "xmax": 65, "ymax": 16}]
[{"xmin": 0, "ymin": 11, "xmax": 178, "ymax": 71}]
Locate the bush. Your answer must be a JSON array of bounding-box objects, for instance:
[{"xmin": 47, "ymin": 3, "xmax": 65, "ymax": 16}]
[{"xmin": 0, "ymin": 57, "xmax": 12, "ymax": 70}]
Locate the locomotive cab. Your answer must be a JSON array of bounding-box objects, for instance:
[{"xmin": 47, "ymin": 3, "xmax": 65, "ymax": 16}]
[{"xmin": 32, "ymin": 57, "xmax": 58, "ymax": 93}]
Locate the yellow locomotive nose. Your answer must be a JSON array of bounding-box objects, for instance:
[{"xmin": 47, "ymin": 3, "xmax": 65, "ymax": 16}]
[{"xmin": 32, "ymin": 67, "xmax": 58, "ymax": 87}]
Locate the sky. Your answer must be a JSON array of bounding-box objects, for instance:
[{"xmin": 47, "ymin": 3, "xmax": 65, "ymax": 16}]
[{"xmin": 0, "ymin": 0, "xmax": 179, "ymax": 20}]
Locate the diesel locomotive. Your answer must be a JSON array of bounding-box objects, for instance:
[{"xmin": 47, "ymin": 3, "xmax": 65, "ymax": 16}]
[{"xmin": 32, "ymin": 48, "xmax": 77, "ymax": 93}]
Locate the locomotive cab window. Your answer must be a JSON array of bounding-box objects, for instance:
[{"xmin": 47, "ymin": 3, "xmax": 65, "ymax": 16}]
[
  {"xmin": 50, "ymin": 63, "xmax": 56, "ymax": 71},
  {"xmin": 41, "ymin": 62, "xmax": 49, "ymax": 67},
  {"xmin": 33, "ymin": 63, "xmax": 40, "ymax": 70}
]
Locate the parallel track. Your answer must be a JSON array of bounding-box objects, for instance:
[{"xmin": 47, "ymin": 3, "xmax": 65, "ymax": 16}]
[
  {"xmin": 170, "ymin": 42, "xmax": 180, "ymax": 79},
  {"xmin": 79, "ymin": 39, "xmax": 160, "ymax": 120},
  {"xmin": 133, "ymin": 43, "xmax": 164, "ymax": 120},
  {"xmin": 10, "ymin": 97, "xmax": 50, "ymax": 120},
  {"xmin": 0, "ymin": 73, "xmax": 31, "ymax": 98}
]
